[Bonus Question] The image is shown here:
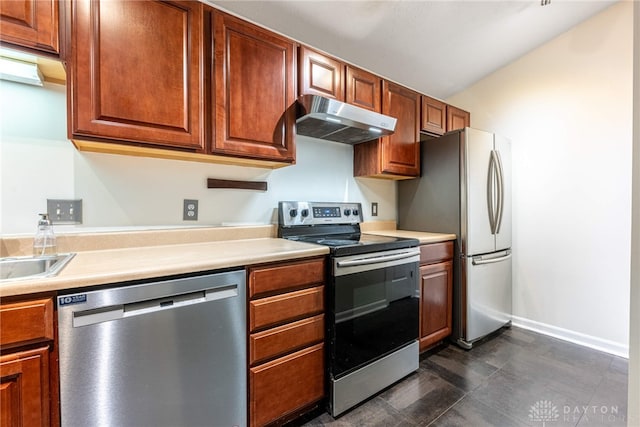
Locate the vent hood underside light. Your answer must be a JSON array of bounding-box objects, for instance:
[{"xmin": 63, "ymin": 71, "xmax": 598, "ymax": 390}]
[{"xmin": 296, "ymin": 94, "xmax": 397, "ymax": 144}]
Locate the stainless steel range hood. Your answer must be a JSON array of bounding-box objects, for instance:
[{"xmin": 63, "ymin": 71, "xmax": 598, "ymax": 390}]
[{"xmin": 296, "ymin": 94, "xmax": 397, "ymax": 144}]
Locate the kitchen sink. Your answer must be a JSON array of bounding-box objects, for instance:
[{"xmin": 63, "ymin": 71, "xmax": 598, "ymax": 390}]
[{"xmin": 0, "ymin": 253, "xmax": 76, "ymax": 282}]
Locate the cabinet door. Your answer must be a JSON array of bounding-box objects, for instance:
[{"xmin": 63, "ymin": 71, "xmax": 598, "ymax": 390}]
[
  {"xmin": 421, "ymin": 96, "xmax": 446, "ymax": 136},
  {"xmin": 0, "ymin": 347, "xmax": 50, "ymax": 427},
  {"xmin": 346, "ymin": 66, "xmax": 381, "ymax": 112},
  {"xmin": 447, "ymin": 105, "xmax": 470, "ymax": 132},
  {"xmin": 213, "ymin": 12, "xmax": 296, "ymax": 162},
  {"xmin": 419, "ymin": 260, "xmax": 453, "ymax": 351},
  {"xmin": 250, "ymin": 343, "xmax": 324, "ymax": 427},
  {"xmin": 0, "ymin": 0, "xmax": 59, "ymax": 55},
  {"xmin": 381, "ymin": 81, "xmax": 420, "ymax": 176},
  {"xmin": 69, "ymin": 0, "xmax": 204, "ymax": 150},
  {"xmin": 299, "ymin": 46, "xmax": 343, "ymax": 100}
]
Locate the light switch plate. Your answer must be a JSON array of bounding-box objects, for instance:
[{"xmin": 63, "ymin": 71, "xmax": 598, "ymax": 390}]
[
  {"xmin": 47, "ymin": 199, "xmax": 82, "ymax": 224},
  {"xmin": 371, "ymin": 202, "xmax": 378, "ymax": 217}
]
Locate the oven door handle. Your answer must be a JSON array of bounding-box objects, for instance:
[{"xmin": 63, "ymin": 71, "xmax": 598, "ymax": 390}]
[{"xmin": 336, "ymin": 250, "xmax": 420, "ymax": 268}]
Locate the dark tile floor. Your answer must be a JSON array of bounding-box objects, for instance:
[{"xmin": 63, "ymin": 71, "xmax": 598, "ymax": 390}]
[{"xmin": 301, "ymin": 327, "xmax": 628, "ymax": 427}]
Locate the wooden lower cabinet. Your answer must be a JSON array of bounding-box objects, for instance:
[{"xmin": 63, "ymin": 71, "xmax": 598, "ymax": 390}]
[
  {"xmin": 419, "ymin": 261, "xmax": 453, "ymax": 351},
  {"xmin": 248, "ymin": 257, "xmax": 326, "ymax": 426},
  {"xmin": 250, "ymin": 343, "xmax": 324, "ymax": 427},
  {"xmin": 250, "ymin": 314, "xmax": 324, "ymax": 365},
  {"xmin": 0, "ymin": 296, "xmax": 56, "ymax": 427},
  {"xmin": 0, "ymin": 347, "xmax": 50, "ymax": 427},
  {"xmin": 249, "ymin": 258, "xmax": 325, "ymax": 298},
  {"xmin": 419, "ymin": 242, "xmax": 454, "ymax": 351},
  {"xmin": 250, "ymin": 286, "xmax": 324, "ymax": 331}
]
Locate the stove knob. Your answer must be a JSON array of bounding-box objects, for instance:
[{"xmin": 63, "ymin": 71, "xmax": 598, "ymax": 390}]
[
  {"xmin": 289, "ymin": 209, "xmax": 298, "ymax": 217},
  {"xmin": 301, "ymin": 209, "xmax": 309, "ymax": 218},
  {"xmin": 352, "ymin": 209, "xmax": 359, "ymax": 216},
  {"xmin": 343, "ymin": 209, "xmax": 351, "ymax": 216}
]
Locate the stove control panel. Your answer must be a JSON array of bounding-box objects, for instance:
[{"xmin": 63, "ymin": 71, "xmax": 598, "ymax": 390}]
[{"xmin": 278, "ymin": 201, "xmax": 363, "ymax": 227}]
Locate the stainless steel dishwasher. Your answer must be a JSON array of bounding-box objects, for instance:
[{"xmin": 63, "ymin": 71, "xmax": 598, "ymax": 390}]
[{"xmin": 57, "ymin": 269, "xmax": 246, "ymax": 427}]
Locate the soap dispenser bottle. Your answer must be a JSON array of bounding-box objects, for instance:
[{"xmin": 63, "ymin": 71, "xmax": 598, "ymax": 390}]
[{"xmin": 33, "ymin": 213, "xmax": 57, "ymax": 257}]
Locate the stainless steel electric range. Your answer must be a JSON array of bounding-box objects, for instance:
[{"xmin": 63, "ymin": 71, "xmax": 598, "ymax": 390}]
[{"xmin": 278, "ymin": 201, "xmax": 421, "ymax": 417}]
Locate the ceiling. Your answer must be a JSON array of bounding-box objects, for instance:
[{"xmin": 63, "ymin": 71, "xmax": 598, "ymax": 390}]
[{"xmin": 208, "ymin": 0, "xmax": 617, "ymax": 100}]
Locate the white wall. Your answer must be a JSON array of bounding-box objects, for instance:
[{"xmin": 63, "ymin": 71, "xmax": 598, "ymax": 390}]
[
  {"xmin": 447, "ymin": 2, "xmax": 633, "ymax": 354},
  {"xmin": 0, "ymin": 80, "xmax": 396, "ymax": 235},
  {"xmin": 628, "ymin": 1, "xmax": 639, "ymax": 423}
]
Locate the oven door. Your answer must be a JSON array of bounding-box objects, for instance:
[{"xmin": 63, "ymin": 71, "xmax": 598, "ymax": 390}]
[{"xmin": 330, "ymin": 247, "xmax": 420, "ymax": 379}]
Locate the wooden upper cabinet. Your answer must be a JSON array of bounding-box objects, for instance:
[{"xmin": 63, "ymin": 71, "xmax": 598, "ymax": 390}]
[
  {"xmin": 346, "ymin": 66, "xmax": 381, "ymax": 113},
  {"xmin": 299, "ymin": 46, "xmax": 343, "ymax": 101},
  {"xmin": 353, "ymin": 80, "xmax": 420, "ymax": 179},
  {"xmin": 447, "ymin": 105, "xmax": 470, "ymax": 132},
  {"xmin": 213, "ymin": 11, "xmax": 296, "ymax": 162},
  {"xmin": 380, "ymin": 81, "xmax": 420, "ymax": 176},
  {"xmin": 0, "ymin": 0, "xmax": 59, "ymax": 55},
  {"xmin": 421, "ymin": 96, "xmax": 446, "ymax": 136},
  {"xmin": 69, "ymin": 0, "xmax": 204, "ymax": 150}
]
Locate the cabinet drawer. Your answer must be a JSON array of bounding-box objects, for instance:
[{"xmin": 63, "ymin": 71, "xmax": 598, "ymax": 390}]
[
  {"xmin": 420, "ymin": 241, "xmax": 454, "ymax": 265},
  {"xmin": 250, "ymin": 343, "xmax": 324, "ymax": 427},
  {"xmin": 250, "ymin": 314, "xmax": 324, "ymax": 365},
  {"xmin": 0, "ymin": 299, "xmax": 54, "ymax": 349},
  {"xmin": 250, "ymin": 286, "xmax": 324, "ymax": 331},
  {"xmin": 249, "ymin": 258, "xmax": 325, "ymax": 298}
]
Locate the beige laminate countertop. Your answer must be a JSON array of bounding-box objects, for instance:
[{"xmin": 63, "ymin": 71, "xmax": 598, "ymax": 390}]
[
  {"xmin": 365, "ymin": 230, "xmax": 456, "ymax": 244},
  {"xmin": 0, "ymin": 238, "xmax": 328, "ymax": 298}
]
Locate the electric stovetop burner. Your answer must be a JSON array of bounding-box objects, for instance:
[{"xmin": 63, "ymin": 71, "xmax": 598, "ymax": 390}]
[{"xmin": 278, "ymin": 201, "xmax": 419, "ymax": 257}]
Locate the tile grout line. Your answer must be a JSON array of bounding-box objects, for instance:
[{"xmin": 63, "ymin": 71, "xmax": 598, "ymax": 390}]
[
  {"xmin": 571, "ymin": 356, "xmax": 614, "ymax": 427},
  {"xmin": 424, "ymin": 393, "xmax": 468, "ymax": 427},
  {"xmin": 423, "ymin": 357, "xmax": 510, "ymax": 426}
]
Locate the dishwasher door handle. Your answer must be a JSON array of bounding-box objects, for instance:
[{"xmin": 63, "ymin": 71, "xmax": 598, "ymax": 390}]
[{"xmin": 72, "ymin": 284, "xmax": 239, "ymax": 328}]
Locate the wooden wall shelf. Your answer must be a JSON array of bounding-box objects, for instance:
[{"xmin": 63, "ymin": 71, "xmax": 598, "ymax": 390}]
[{"xmin": 207, "ymin": 179, "xmax": 268, "ymax": 191}]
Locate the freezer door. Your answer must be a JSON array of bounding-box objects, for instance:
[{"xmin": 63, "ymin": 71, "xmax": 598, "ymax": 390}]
[
  {"xmin": 463, "ymin": 128, "xmax": 495, "ymax": 256},
  {"xmin": 494, "ymin": 134, "xmax": 512, "ymax": 251},
  {"xmin": 464, "ymin": 250, "xmax": 512, "ymax": 343}
]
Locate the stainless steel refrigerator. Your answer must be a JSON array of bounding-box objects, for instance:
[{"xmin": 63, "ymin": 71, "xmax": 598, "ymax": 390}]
[{"xmin": 398, "ymin": 127, "xmax": 512, "ymax": 349}]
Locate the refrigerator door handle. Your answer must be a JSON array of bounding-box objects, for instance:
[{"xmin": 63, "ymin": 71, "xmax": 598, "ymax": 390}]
[
  {"xmin": 494, "ymin": 150, "xmax": 505, "ymax": 234},
  {"xmin": 487, "ymin": 152, "xmax": 497, "ymax": 234},
  {"xmin": 472, "ymin": 252, "xmax": 512, "ymax": 265}
]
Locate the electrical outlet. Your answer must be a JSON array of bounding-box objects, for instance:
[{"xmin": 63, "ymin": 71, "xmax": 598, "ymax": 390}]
[
  {"xmin": 47, "ymin": 199, "xmax": 83, "ymax": 224},
  {"xmin": 183, "ymin": 199, "xmax": 198, "ymax": 221},
  {"xmin": 371, "ymin": 202, "xmax": 378, "ymax": 217}
]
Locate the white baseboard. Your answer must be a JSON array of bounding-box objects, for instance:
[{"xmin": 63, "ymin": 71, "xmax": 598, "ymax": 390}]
[{"xmin": 511, "ymin": 315, "xmax": 629, "ymax": 358}]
